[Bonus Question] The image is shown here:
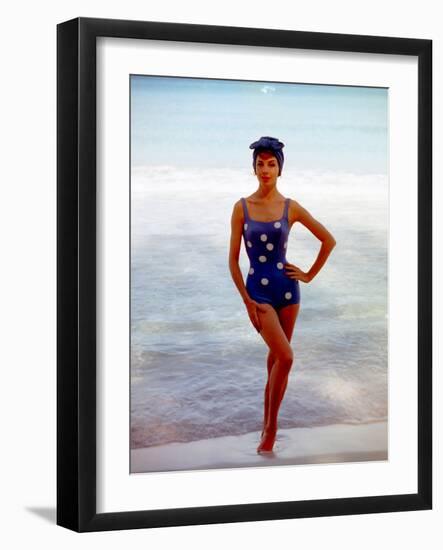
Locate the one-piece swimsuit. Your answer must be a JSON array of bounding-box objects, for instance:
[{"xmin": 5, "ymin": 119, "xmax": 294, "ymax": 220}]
[{"xmin": 241, "ymin": 197, "xmax": 300, "ymax": 310}]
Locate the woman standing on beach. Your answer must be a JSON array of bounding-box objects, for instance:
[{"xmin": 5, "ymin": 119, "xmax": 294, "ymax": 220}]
[{"xmin": 229, "ymin": 136, "xmax": 337, "ymax": 454}]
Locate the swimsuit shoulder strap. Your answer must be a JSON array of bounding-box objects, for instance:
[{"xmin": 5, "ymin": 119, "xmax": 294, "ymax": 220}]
[
  {"xmin": 240, "ymin": 197, "xmax": 250, "ymax": 221},
  {"xmin": 283, "ymin": 197, "xmax": 290, "ymax": 220}
]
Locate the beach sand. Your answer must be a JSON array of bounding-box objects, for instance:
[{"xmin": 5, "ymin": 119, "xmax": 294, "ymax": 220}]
[{"xmin": 131, "ymin": 421, "xmax": 387, "ymax": 473}]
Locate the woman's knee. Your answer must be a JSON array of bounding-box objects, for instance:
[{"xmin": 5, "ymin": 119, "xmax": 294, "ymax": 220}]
[{"xmin": 276, "ymin": 349, "xmax": 294, "ymax": 371}]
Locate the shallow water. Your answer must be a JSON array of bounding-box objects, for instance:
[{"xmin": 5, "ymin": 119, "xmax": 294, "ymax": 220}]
[{"xmin": 130, "ymin": 166, "xmax": 388, "ymax": 448}]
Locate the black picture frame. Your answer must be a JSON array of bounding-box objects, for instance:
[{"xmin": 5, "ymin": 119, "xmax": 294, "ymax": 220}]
[{"xmin": 57, "ymin": 16, "xmax": 432, "ymax": 532}]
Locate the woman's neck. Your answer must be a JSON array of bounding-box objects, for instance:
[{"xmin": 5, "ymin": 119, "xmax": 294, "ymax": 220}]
[{"xmin": 254, "ymin": 185, "xmax": 282, "ymax": 202}]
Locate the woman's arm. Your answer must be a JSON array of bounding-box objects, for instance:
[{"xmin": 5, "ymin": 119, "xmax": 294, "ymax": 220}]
[
  {"xmin": 285, "ymin": 199, "xmax": 336, "ymax": 283},
  {"xmin": 229, "ymin": 202, "xmax": 266, "ymax": 332},
  {"xmin": 228, "ymin": 201, "xmax": 251, "ymax": 303}
]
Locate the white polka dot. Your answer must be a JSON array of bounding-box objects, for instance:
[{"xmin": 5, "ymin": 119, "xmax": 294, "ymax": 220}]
[
  {"xmin": 244, "ymin": 223, "xmax": 248, "ymax": 230},
  {"xmin": 247, "ymin": 241, "xmax": 252, "ymax": 248},
  {"xmin": 266, "ymin": 243, "xmax": 274, "ymax": 251},
  {"xmin": 258, "ymin": 255, "xmax": 267, "ymax": 263},
  {"xmin": 249, "ymin": 267, "xmax": 254, "ymax": 275},
  {"xmin": 261, "ymin": 278, "xmax": 269, "ymax": 285},
  {"xmin": 285, "ymin": 292, "xmax": 292, "ymax": 299},
  {"xmin": 277, "ymin": 262, "xmax": 284, "ymax": 269},
  {"xmin": 283, "ymin": 241, "xmax": 287, "ymax": 249},
  {"xmin": 260, "ymin": 234, "xmax": 267, "ymax": 242},
  {"xmin": 274, "ymin": 221, "xmax": 281, "ymax": 228}
]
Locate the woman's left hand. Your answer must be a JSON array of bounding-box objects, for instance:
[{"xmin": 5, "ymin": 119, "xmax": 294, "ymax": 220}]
[{"xmin": 284, "ymin": 263, "xmax": 311, "ymax": 283}]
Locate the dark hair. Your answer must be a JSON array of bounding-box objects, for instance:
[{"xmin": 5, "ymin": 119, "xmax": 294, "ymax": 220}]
[{"xmin": 249, "ymin": 136, "xmax": 285, "ymax": 176}]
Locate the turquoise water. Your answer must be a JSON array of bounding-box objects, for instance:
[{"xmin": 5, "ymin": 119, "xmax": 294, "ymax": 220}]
[
  {"xmin": 131, "ymin": 76, "xmax": 388, "ymax": 174},
  {"xmin": 130, "ymin": 167, "xmax": 388, "ymax": 448}
]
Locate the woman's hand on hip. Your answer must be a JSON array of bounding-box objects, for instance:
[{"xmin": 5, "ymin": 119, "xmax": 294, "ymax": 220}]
[
  {"xmin": 284, "ymin": 263, "xmax": 311, "ymax": 283},
  {"xmin": 244, "ymin": 298, "xmax": 268, "ymax": 333}
]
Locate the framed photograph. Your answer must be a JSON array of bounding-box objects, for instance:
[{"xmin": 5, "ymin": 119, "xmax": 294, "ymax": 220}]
[{"xmin": 57, "ymin": 17, "xmax": 432, "ymax": 532}]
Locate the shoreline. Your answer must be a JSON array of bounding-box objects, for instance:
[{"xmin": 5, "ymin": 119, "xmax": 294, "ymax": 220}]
[{"xmin": 131, "ymin": 421, "xmax": 388, "ymax": 474}]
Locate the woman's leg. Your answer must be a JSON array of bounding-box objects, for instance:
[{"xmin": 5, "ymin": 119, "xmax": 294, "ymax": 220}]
[
  {"xmin": 262, "ymin": 304, "xmax": 300, "ymax": 435},
  {"xmin": 262, "ymin": 352, "xmax": 275, "ymax": 434},
  {"xmin": 255, "ymin": 304, "xmax": 299, "ymax": 452}
]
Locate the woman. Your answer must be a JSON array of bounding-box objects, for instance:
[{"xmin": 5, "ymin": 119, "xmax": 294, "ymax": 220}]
[{"xmin": 229, "ymin": 136, "xmax": 336, "ymax": 454}]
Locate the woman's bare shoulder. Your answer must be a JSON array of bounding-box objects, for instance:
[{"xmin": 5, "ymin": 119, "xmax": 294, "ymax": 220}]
[
  {"xmin": 287, "ymin": 197, "xmax": 311, "ymax": 225},
  {"xmin": 232, "ymin": 198, "xmax": 244, "ymax": 211},
  {"xmin": 287, "ymin": 197, "xmax": 303, "ymax": 208},
  {"xmin": 231, "ymin": 199, "xmax": 245, "ymax": 221},
  {"xmin": 287, "ymin": 197, "xmax": 303, "ymax": 214}
]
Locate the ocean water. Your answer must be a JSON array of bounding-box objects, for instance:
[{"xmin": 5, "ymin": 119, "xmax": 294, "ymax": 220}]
[
  {"xmin": 130, "ymin": 166, "xmax": 388, "ymax": 449},
  {"xmin": 131, "ymin": 77, "xmax": 388, "ymax": 175}
]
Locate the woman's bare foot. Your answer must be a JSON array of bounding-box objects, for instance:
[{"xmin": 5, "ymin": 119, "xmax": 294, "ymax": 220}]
[{"xmin": 257, "ymin": 427, "xmax": 277, "ymax": 453}]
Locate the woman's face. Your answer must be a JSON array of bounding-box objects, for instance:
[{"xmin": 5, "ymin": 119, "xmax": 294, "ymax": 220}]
[{"xmin": 255, "ymin": 151, "xmax": 279, "ymax": 186}]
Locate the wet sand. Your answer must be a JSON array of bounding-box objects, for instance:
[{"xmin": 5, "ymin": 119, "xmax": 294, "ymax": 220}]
[{"xmin": 131, "ymin": 421, "xmax": 388, "ymax": 473}]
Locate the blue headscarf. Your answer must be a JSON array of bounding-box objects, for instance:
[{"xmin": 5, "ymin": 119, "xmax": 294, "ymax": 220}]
[{"xmin": 249, "ymin": 136, "xmax": 285, "ymax": 176}]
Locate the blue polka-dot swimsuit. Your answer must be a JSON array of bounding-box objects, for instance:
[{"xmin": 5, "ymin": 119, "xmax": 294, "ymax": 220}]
[{"xmin": 241, "ymin": 197, "xmax": 300, "ymax": 310}]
